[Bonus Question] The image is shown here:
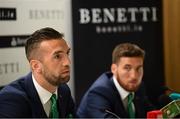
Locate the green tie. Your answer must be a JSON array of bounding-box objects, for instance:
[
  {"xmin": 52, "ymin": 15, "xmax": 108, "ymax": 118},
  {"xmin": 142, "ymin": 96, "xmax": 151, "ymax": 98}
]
[
  {"xmin": 128, "ymin": 93, "xmax": 135, "ymax": 118},
  {"xmin": 49, "ymin": 94, "xmax": 59, "ymax": 118}
]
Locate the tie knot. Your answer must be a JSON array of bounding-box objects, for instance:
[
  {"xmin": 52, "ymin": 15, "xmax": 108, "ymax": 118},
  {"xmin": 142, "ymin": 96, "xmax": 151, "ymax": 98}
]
[
  {"xmin": 51, "ymin": 94, "xmax": 57, "ymax": 101},
  {"xmin": 128, "ymin": 93, "xmax": 134, "ymax": 103}
]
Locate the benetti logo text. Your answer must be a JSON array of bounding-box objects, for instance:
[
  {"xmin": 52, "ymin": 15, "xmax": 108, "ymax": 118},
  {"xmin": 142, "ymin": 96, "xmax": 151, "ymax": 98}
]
[
  {"xmin": 79, "ymin": 7, "xmax": 158, "ymax": 33},
  {"xmin": 0, "ymin": 8, "xmax": 16, "ymax": 20}
]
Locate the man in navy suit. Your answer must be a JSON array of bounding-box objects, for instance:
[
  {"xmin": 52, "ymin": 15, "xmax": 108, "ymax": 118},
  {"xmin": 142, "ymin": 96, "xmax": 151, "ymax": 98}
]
[
  {"xmin": 77, "ymin": 43, "xmax": 155, "ymax": 118},
  {"xmin": 0, "ymin": 27, "xmax": 75, "ymax": 118}
]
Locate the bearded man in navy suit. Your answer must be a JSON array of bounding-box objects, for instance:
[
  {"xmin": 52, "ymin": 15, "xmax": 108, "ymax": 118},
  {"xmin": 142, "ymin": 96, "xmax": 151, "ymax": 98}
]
[
  {"xmin": 0, "ymin": 27, "xmax": 75, "ymax": 118},
  {"xmin": 77, "ymin": 43, "xmax": 155, "ymax": 118}
]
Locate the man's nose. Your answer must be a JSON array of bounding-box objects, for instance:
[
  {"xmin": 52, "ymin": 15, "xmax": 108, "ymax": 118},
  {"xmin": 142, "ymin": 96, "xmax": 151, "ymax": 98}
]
[
  {"xmin": 63, "ymin": 54, "xmax": 71, "ymax": 66},
  {"xmin": 131, "ymin": 70, "xmax": 139, "ymax": 79}
]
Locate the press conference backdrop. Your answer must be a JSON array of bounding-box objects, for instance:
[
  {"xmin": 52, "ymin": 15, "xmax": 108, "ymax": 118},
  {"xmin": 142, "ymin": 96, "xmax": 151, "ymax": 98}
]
[
  {"xmin": 0, "ymin": 0, "xmax": 74, "ymax": 96},
  {"xmin": 72, "ymin": 0, "xmax": 165, "ymax": 105},
  {"xmin": 1, "ymin": 0, "xmax": 165, "ymax": 106}
]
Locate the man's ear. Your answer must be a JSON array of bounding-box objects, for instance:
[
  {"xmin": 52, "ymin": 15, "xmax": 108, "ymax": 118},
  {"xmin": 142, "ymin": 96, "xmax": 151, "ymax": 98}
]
[
  {"xmin": 111, "ymin": 63, "xmax": 117, "ymax": 74},
  {"xmin": 30, "ymin": 60, "xmax": 42, "ymax": 73}
]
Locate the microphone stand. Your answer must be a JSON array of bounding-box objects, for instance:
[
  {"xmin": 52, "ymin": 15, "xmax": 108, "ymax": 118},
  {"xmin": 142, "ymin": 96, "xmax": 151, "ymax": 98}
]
[{"xmin": 105, "ymin": 109, "xmax": 121, "ymax": 119}]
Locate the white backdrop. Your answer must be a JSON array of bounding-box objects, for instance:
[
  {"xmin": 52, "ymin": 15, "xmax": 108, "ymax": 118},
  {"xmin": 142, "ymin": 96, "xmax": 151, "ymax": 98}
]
[{"xmin": 0, "ymin": 0, "xmax": 74, "ymax": 97}]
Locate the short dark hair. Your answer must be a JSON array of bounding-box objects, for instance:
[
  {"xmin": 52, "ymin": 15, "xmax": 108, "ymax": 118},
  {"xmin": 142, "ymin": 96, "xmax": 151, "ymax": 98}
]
[
  {"xmin": 25, "ymin": 27, "xmax": 64, "ymax": 61},
  {"xmin": 112, "ymin": 43, "xmax": 145, "ymax": 64}
]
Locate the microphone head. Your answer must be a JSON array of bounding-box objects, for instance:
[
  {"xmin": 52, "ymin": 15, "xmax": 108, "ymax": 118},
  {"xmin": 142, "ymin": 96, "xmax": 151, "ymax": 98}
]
[{"xmin": 169, "ymin": 93, "xmax": 180, "ymax": 100}]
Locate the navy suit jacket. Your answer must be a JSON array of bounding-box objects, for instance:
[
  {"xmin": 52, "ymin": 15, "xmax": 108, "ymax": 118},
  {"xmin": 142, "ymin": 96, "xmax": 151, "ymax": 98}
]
[
  {"xmin": 0, "ymin": 72, "xmax": 75, "ymax": 118},
  {"xmin": 77, "ymin": 72, "xmax": 155, "ymax": 118}
]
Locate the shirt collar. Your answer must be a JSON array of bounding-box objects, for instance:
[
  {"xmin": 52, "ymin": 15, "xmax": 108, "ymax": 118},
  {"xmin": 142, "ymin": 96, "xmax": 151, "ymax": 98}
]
[
  {"xmin": 113, "ymin": 75, "xmax": 134, "ymax": 100},
  {"xmin": 32, "ymin": 74, "xmax": 57, "ymax": 104}
]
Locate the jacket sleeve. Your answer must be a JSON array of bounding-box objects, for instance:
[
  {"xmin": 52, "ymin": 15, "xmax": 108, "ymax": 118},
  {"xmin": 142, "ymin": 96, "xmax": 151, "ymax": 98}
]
[
  {"xmin": 79, "ymin": 86, "xmax": 117, "ymax": 118},
  {"xmin": 0, "ymin": 91, "xmax": 31, "ymax": 117}
]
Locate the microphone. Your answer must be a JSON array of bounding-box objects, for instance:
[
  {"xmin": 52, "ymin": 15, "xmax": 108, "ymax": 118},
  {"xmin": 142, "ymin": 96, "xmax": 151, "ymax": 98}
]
[
  {"xmin": 146, "ymin": 110, "xmax": 163, "ymax": 119},
  {"xmin": 104, "ymin": 109, "xmax": 121, "ymax": 119},
  {"xmin": 160, "ymin": 99, "xmax": 180, "ymax": 118},
  {"xmin": 169, "ymin": 93, "xmax": 180, "ymax": 100}
]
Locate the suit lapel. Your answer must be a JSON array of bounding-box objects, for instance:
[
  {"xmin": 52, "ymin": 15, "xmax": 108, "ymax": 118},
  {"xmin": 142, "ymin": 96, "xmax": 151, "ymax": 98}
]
[
  {"xmin": 114, "ymin": 98, "xmax": 129, "ymax": 118},
  {"xmin": 24, "ymin": 73, "xmax": 47, "ymax": 118},
  {"xmin": 58, "ymin": 86, "xmax": 68, "ymax": 118},
  {"xmin": 57, "ymin": 90, "xmax": 63, "ymax": 117},
  {"xmin": 109, "ymin": 78, "xmax": 129, "ymax": 118},
  {"xmin": 133, "ymin": 95, "xmax": 146, "ymax": 118}
]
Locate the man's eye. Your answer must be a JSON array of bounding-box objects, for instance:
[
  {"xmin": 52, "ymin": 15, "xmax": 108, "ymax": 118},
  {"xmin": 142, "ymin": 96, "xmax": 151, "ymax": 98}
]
[
  {"xmin": 137, "ymin": 67, "xmax": 143, "ymax": 72},
  {"xmin": 124, "ymin": 66, "xmax": 131, "ymax": 71},
  {"xmin": 54, "ymin": 54, "xmax": 61, "ymax": 59}
]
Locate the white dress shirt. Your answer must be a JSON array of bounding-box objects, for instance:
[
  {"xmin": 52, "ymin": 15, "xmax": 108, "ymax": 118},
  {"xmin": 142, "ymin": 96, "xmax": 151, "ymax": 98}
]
[
  {"xmin": 113, "ymin": 76, "xmax": 135, "ymax": 112},
  {"xmin": 32, "ymin": 74, "xmax": 57, "ymax": 116}
]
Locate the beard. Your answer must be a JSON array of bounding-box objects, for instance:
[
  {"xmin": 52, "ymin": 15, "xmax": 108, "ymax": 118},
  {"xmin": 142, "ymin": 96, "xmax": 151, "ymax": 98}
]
[
  {"xmin": 116, "ymin": 73, "xmax": 140, "ymax": 92},
  {"xmin": 42, "ymin": 69, "xmax": 70, "ymax": 86}
]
